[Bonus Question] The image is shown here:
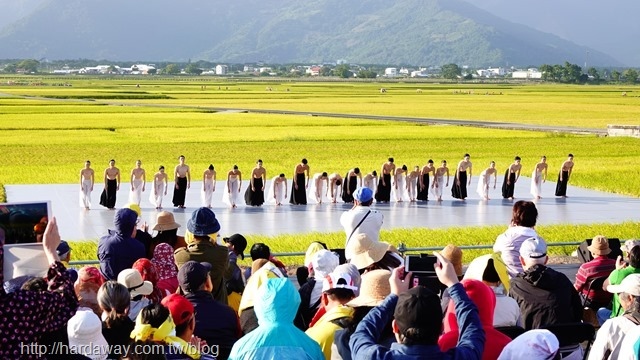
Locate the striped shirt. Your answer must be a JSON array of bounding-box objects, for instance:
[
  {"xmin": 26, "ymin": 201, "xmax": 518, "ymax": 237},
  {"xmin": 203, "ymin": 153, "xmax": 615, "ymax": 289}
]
[{"xmin": 573, "ymin": 256, "xmax": 616, "ymax": 307}]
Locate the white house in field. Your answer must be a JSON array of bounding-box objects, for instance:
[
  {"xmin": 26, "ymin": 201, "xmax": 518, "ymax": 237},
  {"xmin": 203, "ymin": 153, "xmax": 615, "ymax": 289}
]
[
  {"xmin": 216, "ymin": 65, "xmax": 228, "ymax": 75},
  {"xmin": 512, "ymin": 68, "xmax": 543, "ymax": 79},
  {"xmin": 384, "ymin": 67, "xmax": 398, "ymax": 77}
]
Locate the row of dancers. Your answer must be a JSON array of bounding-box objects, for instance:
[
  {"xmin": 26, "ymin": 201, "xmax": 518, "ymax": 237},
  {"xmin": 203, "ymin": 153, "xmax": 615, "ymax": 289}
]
[{"xmin": 77, "ymin": 154, "xmax": 575, "ymax": 210}]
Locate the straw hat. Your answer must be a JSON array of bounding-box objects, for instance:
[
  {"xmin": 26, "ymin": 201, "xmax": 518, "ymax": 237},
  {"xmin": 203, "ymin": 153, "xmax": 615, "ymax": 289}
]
[
  {"xmin": 152, "ymin": 211, "xmax": 181, "ymax": 232},
  {"xmin": 348, "ymin": 269, "xmax": 391, "ymax": 307},
  {"xmin": 117, "ymin": 269, "xmax": 153, "ymax": 298},
  {"xmin": 588, "ymin": 235, "xmax": 611, "ymax": 256},
  {"xmin": 441, "ymin": 244, "xmax": 463, "ymax": 277},
  {"xmin": 348, "ymin": 234, "xmax": 393, "ymax": 270}
]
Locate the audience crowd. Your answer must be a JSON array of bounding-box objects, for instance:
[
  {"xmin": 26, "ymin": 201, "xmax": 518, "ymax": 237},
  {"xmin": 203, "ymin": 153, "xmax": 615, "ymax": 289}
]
[{"xmin": 1, "ymin": 195, "xmax": 639, "ymax": 360}]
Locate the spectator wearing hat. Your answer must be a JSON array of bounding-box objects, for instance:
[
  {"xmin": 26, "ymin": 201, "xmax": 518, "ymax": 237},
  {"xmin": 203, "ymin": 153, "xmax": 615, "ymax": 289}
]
[
  {"xmin": 117, "ymin": 268, "xmax": 154, "ymax": 321},
  {"xmin": 178, "ymin": 261, "xmax": 240, "ymax": 359},
  {"xmin": 439, "ymin": 245, "xmax": 465, "ymax": 312},
  {"xmin": 497, "ymin": 329, "xmax": 559, "ymax": 360},
  {"xmin": 162, "ymin": 294, "xmax": 216, "ymax": 360},
  {"xmin": 74, "ymin": 266, "xmax": 105, "ymax": 318},
  {"xmin": 229, "ymin": 277, "xmax": 324, "ymax": 360},
  {"xmin": 439, "ymin": 279, "xmax": 512, "ymax": 360},
  {"xmin": 175, "ymin": 207, "xmax": 229, "ymax": 304},
  {"xmin": 150, "ymin": 211, "xmax": 187, "ymax": 253},
  {"xmin": 333, "ymin": 269, "xmax": 394, "ymax": 360},
  {"xmin": 574, "ymin": 235, "xmax": 616, "ymax": 309},
  {"xmin": 98, "ymin": 208, "xmax": 146, "ymax": 281},
  {"xmin": 349, "ymin": 254, "xmax": 484, "ymax": 359},
  {"xmin": 509, "ymin": 237, "xmax": 582, "ymax": 330},
  {"xmin": 340, "ymin": 187, "xmax": 384, "ymax": 261},
  {"xmin": 598, "ymin": 245, "xmax": 640, "ymax": 324},
  {"xmin": 493, "ymin": 200, "xmax": 541, "ymax": 278},
  {"xmin": 67, "ymin": 309, "xmax": 109, "ymax": 360},
  {"xmin": 224, "ymin": 233, "xmax": 248, "ymax": 312},
  {"xmin": 306, "ymin": 269, "xmax": 360, "ymax": 359},
  {"xmin": 296, "ymin": 249, "xmax": 340, "ymax": 330},
  {"xmin": 0, "ymin": 217, "xmax": 79, "ymax": 358},
  {"xmin": 132, "ymin": 258, "xmax": 165, "ymax": 304},
  {"xmin": 347, "ymin": 233, "xmax": 402, "ymax": 273},
  {"xmin": 590, "ymin": 274, "xmax": 640, "ymax": 360},
  {"xmin": 97, "ymin": 281, "xmax": 134, "ymax": 359},
  {"xmin": 299, "ymin": 242, "xmax": 329, "ymax": 286},
  {"xmin": 463, "ymin": 254, "xmax": 521, "ymax": 327},
  {"xmin": 152, "ymin": 243, "xmax": 180, "ymax": 297}
]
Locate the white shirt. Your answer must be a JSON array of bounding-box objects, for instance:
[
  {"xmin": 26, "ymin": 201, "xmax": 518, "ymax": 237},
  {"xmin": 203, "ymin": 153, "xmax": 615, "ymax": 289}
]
[
  {"xmin": 493, "ymin": 226, "xmax": 539, "ymax": 278},
  {"xmin": 617, "ymin": 324, "xmax": 640, "ymax": 360},
  {"xmin": 340, "ymin": 206, "xmax": 383, "ymax": 260},
  {"xmin": 492, "ymin": 285, "xmax": 523, "ymax": 327},
  {"xmin": 588, "ymin": 315, "xmax": 637, "ymax": 360}
]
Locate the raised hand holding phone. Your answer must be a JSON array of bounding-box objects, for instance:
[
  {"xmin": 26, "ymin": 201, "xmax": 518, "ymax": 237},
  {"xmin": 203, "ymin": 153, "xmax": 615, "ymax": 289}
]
[
  {"xmin": 433, "ymin": 251, "xmax": 459, "ymax": 288},
  {"xmin": 390, "ymin": 266, "xmax": 412, "ymax": 295}
]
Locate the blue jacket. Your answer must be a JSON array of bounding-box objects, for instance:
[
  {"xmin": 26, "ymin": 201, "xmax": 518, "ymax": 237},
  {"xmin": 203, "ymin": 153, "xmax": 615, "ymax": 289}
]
[
  {"xmin": 349, "ymin": 283, "xmax": 484, "ymax": 360},
  {"xmin": 97, "ymin": 230, "xmax": 146, "ymax": 280},
  {"xmin": 229, "ymin": 277, "xmax": 324, "ymax": 360}
]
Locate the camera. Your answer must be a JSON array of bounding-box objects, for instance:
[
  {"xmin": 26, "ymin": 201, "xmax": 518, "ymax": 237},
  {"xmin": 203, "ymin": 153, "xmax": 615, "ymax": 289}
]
[{"xmin": 404, "ymin": 254, "xmax": 444, "ymax": 294}]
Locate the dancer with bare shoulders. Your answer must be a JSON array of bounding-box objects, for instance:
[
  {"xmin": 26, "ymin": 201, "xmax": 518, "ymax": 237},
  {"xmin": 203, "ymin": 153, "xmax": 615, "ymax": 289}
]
[
  {"xmin": 99, "ymin": 159, "xmax": 120, "ymax": 209},
  {"xmin": 245, "ymin": 159, "xmax": 266, "ymax": 206},
  {"xmin": 363, "ymin": 170, "xmax": 378, "ymax": 195},
  {"xmin": 451, "ymin": 154, "xmax": 472, "ymax": 200},
  {"xmin": 202, "ymin": 164, "xmax": 217, "ymax": 208},
  {"xmin": 223, "ymin": 165, "xmax": 242, "ymax": 208},
  {"xmin": 128, "ymin": 160, "xmax": 146, "ymax": 206},
  {"xmin": 172, "ymin": 155, "xmax": 190, "ymax": 208},
  {"xmin": 476, "ymin": 161, "xmax": 498, "ymax": 200},
  {"xmin": 310, "ymin": 172, "xmax": 330, "ymax": 204},
  {"xmin": 149, "ymin": 166, "xmax": 168, "ymax": 209},
  {"xmin": 501, "ymin": 156, "xmax": 522, "ymax": 200},
  {"xmin": 407, "ymin": 166, "xmax": 420, "ymax": 202},
  {"xmin": 269, "ymin": 173, "xmax": 288, "ymax": 206},
  {"xmin": 391, "ymin": 165, "xmax": 409, "ymax": 202},
  {"xmin": 79, "ymin": 160, "xmax": 94, "ymax": 210},
  {"xmin": 555, "ymin": 154, "xmax": 574, "ymax": 198},
  {"xmin": 375, "ymin": 158, "xmax": 396, "ymax": 203},
  {"xmin": 342, "ymin": 167, "xmax": 362, "ymax": 203},
  {"xmin": 290, "ymin": 158, "xmax": 309, "ymax": 205},
  {"xmin": 530, "ymin": 156, "xmax": 548, "ymax": 200},
  {"xmin": 432, "ymin": 160, "xmax": 450, "ymax": 201},
  {"xmin": 328, "ymin": 173, "xmax": 343, "ymax": 203},
  {"xmin": 417, "ymin": 159, "xmax": 435, "ymax": 201}
]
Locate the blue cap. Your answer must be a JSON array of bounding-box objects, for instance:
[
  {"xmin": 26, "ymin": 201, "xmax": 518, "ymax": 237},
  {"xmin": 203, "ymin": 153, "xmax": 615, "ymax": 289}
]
[
  {"xmin": 353, "ymin": 187, "xmax": 373, "ymax": 203},
  {"xmin": 56, "ymin": 240, "xmax": 71, "ymax": 257},
  {"xmin": 187, "ymin": 207, "xmax": 221, "ymax": 236}
]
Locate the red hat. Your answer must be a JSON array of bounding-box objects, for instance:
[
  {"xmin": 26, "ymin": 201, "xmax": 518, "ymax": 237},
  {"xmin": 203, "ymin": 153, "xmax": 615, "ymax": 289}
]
[{"xmin": 161, "ymin": 294, "xmax": 194, "ymax": 326}]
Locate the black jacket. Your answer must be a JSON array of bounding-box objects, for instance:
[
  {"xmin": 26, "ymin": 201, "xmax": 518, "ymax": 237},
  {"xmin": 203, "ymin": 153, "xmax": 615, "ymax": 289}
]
[{"xmin": 509, "ymin": 264, "xmax": 583, "ymax": 330}]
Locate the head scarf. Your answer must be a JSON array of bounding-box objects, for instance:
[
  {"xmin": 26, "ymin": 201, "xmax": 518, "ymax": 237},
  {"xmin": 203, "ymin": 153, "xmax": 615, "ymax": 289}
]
[
  {"xmin": 130, "ymin": 312, "xmax": 201, "ymax": 359},
  {"xmin": 132, "ymin": 259, "xmax": 164, "ymax": 304},
  {"xmin": 152, "ymin": 243, "xmax": 179, "ymax": 281},
  {"xmin": 76, "ymin": 266, "xmax": 105, "ymax": 288}
]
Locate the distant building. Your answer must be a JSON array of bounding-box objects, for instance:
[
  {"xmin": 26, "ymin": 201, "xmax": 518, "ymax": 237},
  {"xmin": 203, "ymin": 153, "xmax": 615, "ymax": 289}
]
[
  {"xmin": 384, "ymin": 67, "xmax": 398, "ymax": 77},
  {"xmin": 244, "ymin": 65, "xmax": 256, "ymax": 73},
  {"xmin": 512, "ymin": 68, "xmax": 542, "ymax": 79},
  {"xmin": 307, "ymin": 66, "xmax": 322, "ymax": 76},
  {"xmin": 399, "ymin": 67, "xmax": 410, "ymax": 75},
  {"xmin": 216, "ymin": 65, "xmax": 228, "ymax": 75}
]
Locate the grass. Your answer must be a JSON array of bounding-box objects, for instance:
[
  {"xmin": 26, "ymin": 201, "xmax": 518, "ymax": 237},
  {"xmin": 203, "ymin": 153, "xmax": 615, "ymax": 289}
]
[{"xmin": 68, "ymin": 221, "xmax": 640, "ymax": 266}]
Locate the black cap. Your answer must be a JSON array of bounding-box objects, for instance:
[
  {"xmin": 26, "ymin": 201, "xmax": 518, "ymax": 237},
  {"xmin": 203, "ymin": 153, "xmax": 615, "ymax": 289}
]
[
  {"xmin": 224, "ymin": 234, "xmax": 247, "ymax": 260},
  {"xmin": 178, "ymin": 261, "xmax": 212, "ymax": 293},
  {"xmin": 393, "ymin": 286, "xmax": 442, "ymax": 335}
]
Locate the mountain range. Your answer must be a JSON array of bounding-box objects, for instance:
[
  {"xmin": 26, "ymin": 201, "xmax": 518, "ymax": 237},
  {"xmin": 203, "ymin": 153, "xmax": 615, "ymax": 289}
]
[{"xmin": 0, "ymin": 0, "xmax": 625, "ymax": 67}]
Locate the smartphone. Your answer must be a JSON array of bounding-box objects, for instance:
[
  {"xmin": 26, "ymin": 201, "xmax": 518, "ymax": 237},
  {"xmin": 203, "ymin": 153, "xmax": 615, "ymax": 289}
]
[{"xmin": 405, "ymin": 254, "xmax": 437, "ymax": 274}]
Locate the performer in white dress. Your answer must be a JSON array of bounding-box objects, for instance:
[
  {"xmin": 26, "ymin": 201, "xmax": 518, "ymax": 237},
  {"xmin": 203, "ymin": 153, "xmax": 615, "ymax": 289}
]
[
  {"xmin": 309, "ymin": 172, "xmax": 329, "ymax": 204},
  {"xmin": 267, "ymin": 174, "xmax": 288, "ymax": 205},
  {"xmin": 149, "ymin": 166, "xmax": 168, "ymax": 209},
  {"xmin": 223, "ymin": 165, "xmax": 242, "ymax": 208},
  {"xmin": 530, "ymin": 156, "xmax": 548, "ymax": 199},
  {"xmin": 476, "ymin": 161, "xmax": 498, "ymax": 200},
  {"xmin": 431, "ymin": 160, "xmax": 450, "ymax": 201},
  {"xmin": 391, "ymin": 165, "xmax": 410, "ymax": 202},
  {"xmin": 363, "ymin": 171, "xmax": 378, "ymax": 196},
  {"xmin": 79, "ymin": 160, "xmax": 94, "ymax": 210},
  {"xmin": 202, "ymin": 164, "xmax": 217, "ymax": 208},
  {"xmin": 129, "ymin": 160, "xmax": 146, "ymax": 205},
  {"xmin": 406, "ymin": 166, "xmax": 420, "ymax": 202}
]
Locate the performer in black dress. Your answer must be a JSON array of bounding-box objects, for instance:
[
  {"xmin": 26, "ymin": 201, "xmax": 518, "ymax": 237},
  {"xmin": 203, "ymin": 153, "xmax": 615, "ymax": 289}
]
[
  {"xmin": 99, "ymin": 159, "xmax": 120, "ymax": 209},
  {"xmin": 417, "ymin": 159, "xmax": 435, "ymax": 201},
  {"xmin": 341, "ymin": 168, "xmax": 362, "ymax": 203},
  {"xmin": 245, "ymin": 159, "xmax": 266, "ymax": 206},
  {"xmin": 555, "ymin": 154, "xmax": 574, "ymax": 197},
  {"xmin": 451, "ymin": 154, "xmax": 472, "ymax": 200},
  {"xmin": 375, "ymin": 158, "xmax": 395, "ymax": 202},
  {"xmin": 172, "ymin": 155, "xmax": 191, "ymax": 208},
  {"xmin": 501, "ymin": 156, "xmax": 522, "ymax": 200},
  {"xmin": 290, "ymin": 158, "xmax": 309, "ymax": 205}
]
